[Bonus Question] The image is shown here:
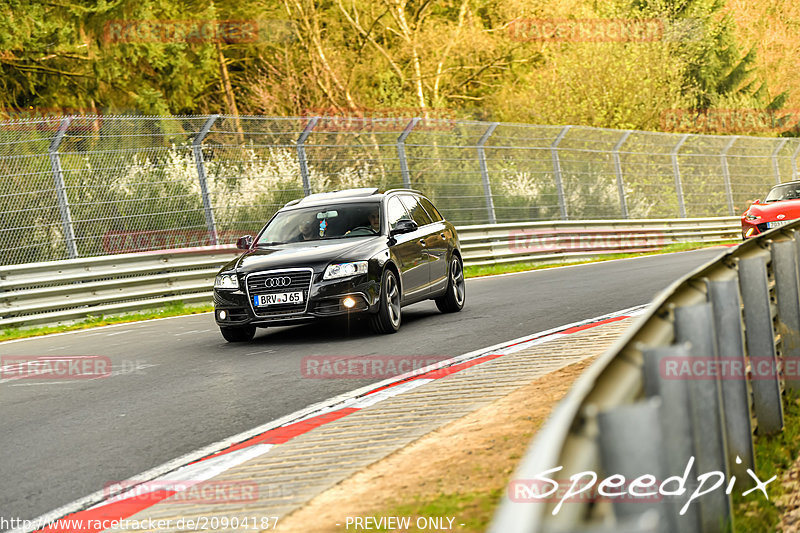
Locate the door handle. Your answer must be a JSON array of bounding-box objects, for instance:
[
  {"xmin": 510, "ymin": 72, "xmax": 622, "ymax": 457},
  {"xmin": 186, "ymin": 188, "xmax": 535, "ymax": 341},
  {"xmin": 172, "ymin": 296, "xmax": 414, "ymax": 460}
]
[
  {"xmin": 440, "ymin": 233, "xmax": 446, "ymax": 239},
  {"xmin": 419, "ymin": 239, "xmax": 427, "ymax": 246}
]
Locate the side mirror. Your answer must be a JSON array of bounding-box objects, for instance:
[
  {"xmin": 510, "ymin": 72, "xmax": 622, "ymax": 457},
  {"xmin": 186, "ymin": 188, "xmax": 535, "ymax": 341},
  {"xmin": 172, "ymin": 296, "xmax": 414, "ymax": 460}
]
[
  {"xmin": 390, "ymin": 219, "xmax": 418, "ymax": 236},
  {"xmin": 752, "ymin": 199, "xmax": 761, "ymax": 205},
  {"xmin": 236, "ymin": 235, "xmax": 253, "ymax": 250}
]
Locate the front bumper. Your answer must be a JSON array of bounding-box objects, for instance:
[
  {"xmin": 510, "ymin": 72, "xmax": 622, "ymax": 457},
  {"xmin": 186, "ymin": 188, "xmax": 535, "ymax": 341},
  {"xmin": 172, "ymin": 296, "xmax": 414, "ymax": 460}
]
[{"xmin": 214, "ymin": 272, "xmax": 380, "ymax": 327}]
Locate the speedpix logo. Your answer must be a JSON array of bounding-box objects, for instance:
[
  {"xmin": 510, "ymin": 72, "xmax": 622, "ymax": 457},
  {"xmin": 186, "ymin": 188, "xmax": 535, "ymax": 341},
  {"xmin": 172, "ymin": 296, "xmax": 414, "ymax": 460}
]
[{"xmin": 1, "ymin": 356, "xmax": 112, "ymax": 380}]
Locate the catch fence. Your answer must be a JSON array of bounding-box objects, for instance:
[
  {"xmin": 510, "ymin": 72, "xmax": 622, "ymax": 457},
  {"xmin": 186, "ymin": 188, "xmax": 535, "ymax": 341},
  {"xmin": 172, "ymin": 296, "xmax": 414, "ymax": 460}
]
[{"xmin": 1, "ymin": 115, "xmax": 797, "ymax": 265}]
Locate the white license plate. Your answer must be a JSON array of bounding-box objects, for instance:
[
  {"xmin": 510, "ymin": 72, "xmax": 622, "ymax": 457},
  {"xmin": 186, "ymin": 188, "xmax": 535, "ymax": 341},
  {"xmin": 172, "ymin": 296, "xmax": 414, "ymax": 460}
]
[
  {"xmin": 253, "ymin": 292, "xmax": 304, "ymax": 306},
  {"xmin": 768, "ymin": 220, "xmax": 794, "ymax": 228}
]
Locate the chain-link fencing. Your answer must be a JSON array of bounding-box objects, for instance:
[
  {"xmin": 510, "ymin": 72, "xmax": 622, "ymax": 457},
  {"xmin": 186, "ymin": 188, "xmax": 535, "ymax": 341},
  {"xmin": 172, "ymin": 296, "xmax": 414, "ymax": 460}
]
[{"xmin": 1, "ymin": 115, "xmax": 798, "ymax": 265}]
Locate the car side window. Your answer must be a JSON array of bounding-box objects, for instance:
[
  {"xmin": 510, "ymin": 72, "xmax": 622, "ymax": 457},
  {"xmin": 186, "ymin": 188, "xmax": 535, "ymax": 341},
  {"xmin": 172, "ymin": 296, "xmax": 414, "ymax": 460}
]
[
  {"xmin": 418, "ymin": 196, "xmax": 444, "ymax": 222},
  {"xmin": 399, "ymin": 195, "xmax": 434, "ymax": 227},
  {"xmin": 386, "ymin": 197, "xmax": 413, "ymax": 231}
]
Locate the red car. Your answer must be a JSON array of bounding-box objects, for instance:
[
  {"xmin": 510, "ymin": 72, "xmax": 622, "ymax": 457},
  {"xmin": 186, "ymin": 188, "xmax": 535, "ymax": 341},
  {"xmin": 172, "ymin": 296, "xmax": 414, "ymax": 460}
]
[{"xmin": 741, "ymin": 181, "xmax": 800, "ymax": 239}]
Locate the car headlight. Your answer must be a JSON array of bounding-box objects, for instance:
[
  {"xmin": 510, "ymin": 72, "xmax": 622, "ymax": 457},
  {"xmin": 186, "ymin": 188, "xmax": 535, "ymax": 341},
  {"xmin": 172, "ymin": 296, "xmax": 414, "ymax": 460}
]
[
  {"xmin": 745, "ymin": 213, "xmax": 761, "ymax": 221},
  {"xmin": 214, "ymin": 273, "xmax": 239, "ymax": 289},
  {"xmin": 323, "ymin": 261, "xmax": 368, "ymax": 280}
]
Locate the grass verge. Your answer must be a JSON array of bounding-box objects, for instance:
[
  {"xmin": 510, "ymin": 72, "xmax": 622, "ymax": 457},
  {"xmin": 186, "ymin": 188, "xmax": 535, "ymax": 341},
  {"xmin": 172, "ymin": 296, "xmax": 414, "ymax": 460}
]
[
  {"xmin": 733, "ymin": 390, "xmax": 800, "ymax": 532},
  {"xmin": 1, "ymin": 240, "xmax": 736, "ymax": 342},
  {"xmin": 0, "ymin": 301, "xmax": 213, "ymax": 342}
]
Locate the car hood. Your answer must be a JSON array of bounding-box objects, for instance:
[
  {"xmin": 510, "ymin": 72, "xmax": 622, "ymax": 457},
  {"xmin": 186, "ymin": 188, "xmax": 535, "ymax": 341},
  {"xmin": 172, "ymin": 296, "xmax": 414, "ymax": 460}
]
[
  {"xmin": 745, "ymin": 200, "xmax": 800, "ymax": 221},
  {"xmin": 220, "ymin": 237, "xmax": 385, "ymax": 274}
]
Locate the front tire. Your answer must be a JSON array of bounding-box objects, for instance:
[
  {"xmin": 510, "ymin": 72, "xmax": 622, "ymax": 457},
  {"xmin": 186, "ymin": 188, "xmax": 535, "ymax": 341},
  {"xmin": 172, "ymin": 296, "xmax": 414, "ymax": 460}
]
[
  {"xmin": 220, "ymin": 325, "xmax": 256, "ymax": 342},
  {"xmin": 370, "ymin": 269, "xmax": 401, "ymax": 334},
  {"xmin": 435, "ymin": 255, "xmax": 465, "ymax": 313}
]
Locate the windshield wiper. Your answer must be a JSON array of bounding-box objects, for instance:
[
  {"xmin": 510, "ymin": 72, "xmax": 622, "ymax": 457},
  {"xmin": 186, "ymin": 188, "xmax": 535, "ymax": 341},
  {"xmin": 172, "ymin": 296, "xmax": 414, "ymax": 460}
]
[{"xmin": 257, "ymin": 241, "xmax": 285, "ymax": 246}]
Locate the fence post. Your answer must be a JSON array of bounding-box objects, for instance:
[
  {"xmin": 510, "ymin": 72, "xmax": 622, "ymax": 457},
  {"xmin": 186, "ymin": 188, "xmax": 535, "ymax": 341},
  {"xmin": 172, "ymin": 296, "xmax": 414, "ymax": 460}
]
[
  {"xmin": 478, "ymin": 123, "xmax": 498, "ymax": 224},
  {"xmin": 596, "ymin": 399, "xmax": 671, "ymax": 528},
  {"xmin": 738, "ymin": 255, "xmax": 785, "ymax": 434},
  {"xmin": 792, "ymin": 140, "xmax": 800, "ymax": 181},
  {"xmin": 613, "ymin": 130, "xmax": 631, "ymax": 218},
  {"xmin": 671, "ymin": 134, "xmax": 690, "ymax": 218},
  {"xmin": 706, "ymin": 278, "xmax": 754, "ymax": 479},
  {"xmin": 772, "ymin": 139, "xmax": 788, "ymax": 185},
  {"xmin": 720, "ymin": 136, "xmax": 737, "ymax": 215},
  {"xmin": 193, "ymin": 114, "xmax": 219, "ymax": 245},
  {"xmin": 297, "ymin": 117, "xmax": 319, "ymax": 196},
  {"xmin": 397, "ymin": 118, "xmax": 420, "ymax": 189},
  {"xmin": 673, "ymin": 303, "xmax": 732, "ymax": 532},
  {"xmin": 551, "ymin": 126, "xmax": 570, "ymax": 220},
  {"xmin": 49, "ymin": 116, "xmax": 78, "ymax": 259},
  {"xmin": 642, "ymin": 344, "xmax": 701, "ymax": 532},
  {"xmin": 772, "ymin": 239, "xmax": 800, "ymax": 393}
]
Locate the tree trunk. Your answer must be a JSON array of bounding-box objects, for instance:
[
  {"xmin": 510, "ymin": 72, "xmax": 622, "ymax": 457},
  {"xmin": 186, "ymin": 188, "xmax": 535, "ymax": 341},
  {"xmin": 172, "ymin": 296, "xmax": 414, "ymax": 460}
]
[{"xmin": 216, "ymin": 41, "xmax": 245, "ymax": 144}]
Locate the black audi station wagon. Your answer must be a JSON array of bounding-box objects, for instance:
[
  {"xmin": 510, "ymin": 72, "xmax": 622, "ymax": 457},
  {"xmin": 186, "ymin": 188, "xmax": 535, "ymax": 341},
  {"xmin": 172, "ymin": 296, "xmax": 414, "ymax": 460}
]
[{"xmin": 213, "ymin": 188, "xmax": 465, "ymax": 342}]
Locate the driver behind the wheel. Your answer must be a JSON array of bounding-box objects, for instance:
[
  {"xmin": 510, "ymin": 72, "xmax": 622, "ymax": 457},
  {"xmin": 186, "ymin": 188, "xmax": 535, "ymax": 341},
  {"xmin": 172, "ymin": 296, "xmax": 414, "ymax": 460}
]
[
  {"xmin": 367, "ymin": 208, "xmax": 380, "ymax": 232},
  {"xmin": 346, "ymin": 207, "xmax": 380, "ymax": 234}
]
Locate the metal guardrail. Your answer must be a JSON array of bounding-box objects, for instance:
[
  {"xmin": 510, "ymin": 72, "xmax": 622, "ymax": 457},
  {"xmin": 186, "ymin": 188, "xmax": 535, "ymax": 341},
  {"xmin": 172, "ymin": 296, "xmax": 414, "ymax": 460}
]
[
  {"xmin": 490, "ymin": 220, "xmax": 800, "ymax": 532},
  {"xmin": 0, "ymin": 218, "xmax": 740, "ymax": 329},
  {"xmin": 0, "ymin": 247, "xmax": 237, "ymax": 328},
  {"xmin": 459, "ymin": 217, "xmax": 739, "ymax": 266}
]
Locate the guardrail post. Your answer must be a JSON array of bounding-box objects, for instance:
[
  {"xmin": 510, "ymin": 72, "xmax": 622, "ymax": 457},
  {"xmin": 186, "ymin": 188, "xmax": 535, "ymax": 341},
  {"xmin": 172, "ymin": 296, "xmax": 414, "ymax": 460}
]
[
  {"xmin": 49, "ymin": 116, "xmax": 78, "ymax": 259},
  {"xmin": 551, "ymin": 126, "xmax": 570, "ymax": 220},
  {"xmin": 673, "ymin": 303, "xmax": 732, "ymax": 532},
  {"xmin": 720, "ymin": 136, "xmax": 737, "ymax": 215},
  {"xmin": 193, "ymin": 114, "xmax": 219, "ymax": 245},
  {"xmin": 792, "ymin": 140, "xmax": 800, "ymax": 181},
  {"xmin": 613, "ymin": 130, "xmax": 631, "ymax": 219},
  {"xmin": 641, "ymin": 344, "xmax": 701, "ymax": 533},
  {"xmin": 297, "ymin": 117, "xmax": 319, "ymax": 196},
  {"xmin": 671, "ymin": 134, "xmax": 690, "ymax": 218},
  {"xmin": 397, "ymin": 118, "xmax": 420, "ymax": 189},
  {"xmin": 597, "ymin": 399, "xmax": 671, "ymax": 528},
  {"xmin": 478, "ymin": 123, "xmax": 498, "ymax": 224},
  {"xmin": 772, "ymin": 139, "xmax": 788, "ymax": 184},
  {"xmin": 738, "ymin": 256, "xmax": 784, "ymax": 434},
  {"xmin": 706, "ymin": 278, "xmax": 755, "ymax": 478},
  {"xmin": 773, "ymin": 239, "xmax": 800, "ymax": 392}
]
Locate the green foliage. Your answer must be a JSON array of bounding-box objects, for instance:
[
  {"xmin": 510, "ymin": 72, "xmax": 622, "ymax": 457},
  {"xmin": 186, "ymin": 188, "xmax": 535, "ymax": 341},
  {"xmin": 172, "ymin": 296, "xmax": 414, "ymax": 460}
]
[
  {"xmin": 628, "ymin": 0, "xmax": 787, "ymax": 111},
  {"xmin": 0, "ymin": 0, "xmax": 786, "ymax": 131}
]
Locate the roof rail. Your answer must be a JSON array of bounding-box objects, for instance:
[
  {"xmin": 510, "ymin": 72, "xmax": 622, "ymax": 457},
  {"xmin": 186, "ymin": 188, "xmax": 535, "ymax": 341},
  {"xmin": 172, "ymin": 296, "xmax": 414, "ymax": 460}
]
[
  {"xmin": 384, "ymin": 188, "xmax": 422, "ymax": 195},
  {"xmin": 290, "ymin": 187, "xmax": 380, "ymax": 206}
]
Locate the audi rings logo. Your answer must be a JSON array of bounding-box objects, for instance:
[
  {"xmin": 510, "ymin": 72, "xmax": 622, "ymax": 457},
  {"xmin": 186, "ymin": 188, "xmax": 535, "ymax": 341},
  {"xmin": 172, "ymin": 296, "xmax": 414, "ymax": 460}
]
[{"xmin": 265, "ymin": 277, "xmax": 292, "ymax": 288}]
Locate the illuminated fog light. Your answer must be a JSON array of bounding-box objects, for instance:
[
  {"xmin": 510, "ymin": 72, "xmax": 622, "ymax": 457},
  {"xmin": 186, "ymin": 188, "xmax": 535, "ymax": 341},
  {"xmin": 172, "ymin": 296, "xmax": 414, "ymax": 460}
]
[
  {"xmin": 219, "ymin": 310, "xmax": 228, "ymax": 320},
  {"xmin": 342, "ymin": 297, "xmax": 356, "ymax": 309}
]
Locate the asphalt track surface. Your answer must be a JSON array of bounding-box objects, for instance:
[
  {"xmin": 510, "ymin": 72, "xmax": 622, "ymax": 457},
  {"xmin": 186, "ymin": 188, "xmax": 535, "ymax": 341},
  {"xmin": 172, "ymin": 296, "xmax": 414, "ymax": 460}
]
[{"xmin": 0, "ymin": 248, "xmax": 725, "ymax": 524}]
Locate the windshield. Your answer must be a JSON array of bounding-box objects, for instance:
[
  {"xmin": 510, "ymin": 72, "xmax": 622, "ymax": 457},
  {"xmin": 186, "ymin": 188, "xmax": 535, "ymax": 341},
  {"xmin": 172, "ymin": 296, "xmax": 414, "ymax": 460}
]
[
  {"xmin": 256, "ymin": 202, "xmax": 382, "ymax": 245},
  {"xmin": 765, "ymin": 183, "xmax": 800, "ymax": 202}
]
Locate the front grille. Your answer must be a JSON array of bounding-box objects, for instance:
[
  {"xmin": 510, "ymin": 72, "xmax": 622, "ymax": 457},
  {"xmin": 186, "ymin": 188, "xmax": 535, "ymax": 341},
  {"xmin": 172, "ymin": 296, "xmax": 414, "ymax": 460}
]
[{"xmin": 246, "ymin": 269, "xmax": 313, "ymax": 318}]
